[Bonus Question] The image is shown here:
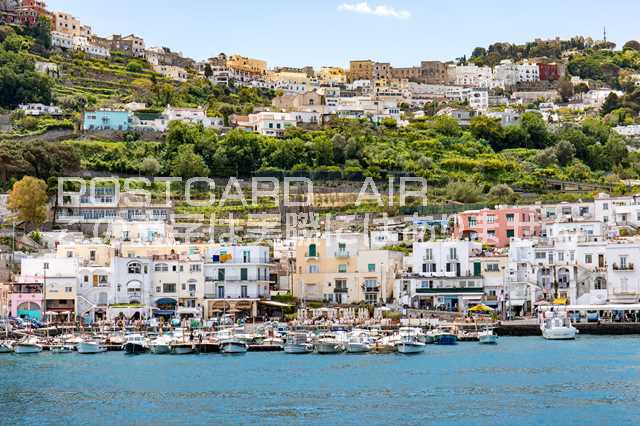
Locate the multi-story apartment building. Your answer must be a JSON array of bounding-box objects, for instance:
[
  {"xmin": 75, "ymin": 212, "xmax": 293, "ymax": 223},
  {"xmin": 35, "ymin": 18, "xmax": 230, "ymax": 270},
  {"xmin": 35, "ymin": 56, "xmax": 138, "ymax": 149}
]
[
  {"xmin": 203, "ymin": 246, "xmax": 270, "ymax": 318},
  {"xmin": 396, "ymin": 240, "xmax": 484, "ymax": 311},
  {"xmin": 454, "ymin": 207, "xmax": 541, "ymax": 248},
  {"xmin": 108, "ymin": 34, "xmax": 145, "ymax": 57},
  {"xmin": 226, "ymin": 54, "xmax": 267, "ymax": 77},
  {"xmin": 51, "ymin": 11, "xmax": 91, "ymax": 37},
  {"xmin": 19, "ymin": 256, "xmax": 78, "ymax": 316},
  {"xmin": 292, "ymin": 234, "xmax": 403, "ymax": 305},
  {"xmin": 448, "ymin": 64, "xmax": 495, "ymax": 88}
]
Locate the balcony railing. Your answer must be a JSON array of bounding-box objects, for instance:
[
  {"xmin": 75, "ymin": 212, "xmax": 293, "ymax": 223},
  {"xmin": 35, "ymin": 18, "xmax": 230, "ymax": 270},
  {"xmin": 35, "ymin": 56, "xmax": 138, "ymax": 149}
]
[
  {"xmin": 335, "ymin": 250, "xmax": 350, "ymax": 258},
  {"xmin": 334, "ymin": 287, "xmax": 348, "ymax": 294},
  {"xmin": 613, "ymin": 263, "xmax": 634, "ymax": 271},
  {"xmin": 305, "ymin": 252, "xmax": 319, "ymax": 258}
]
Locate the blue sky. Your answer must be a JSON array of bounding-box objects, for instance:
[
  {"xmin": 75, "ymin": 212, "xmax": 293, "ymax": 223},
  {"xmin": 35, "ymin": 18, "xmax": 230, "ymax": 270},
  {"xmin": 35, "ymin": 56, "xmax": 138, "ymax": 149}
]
[{"xmin": 46, "ymin": 0, "xmax": 640, "ymax": 68}]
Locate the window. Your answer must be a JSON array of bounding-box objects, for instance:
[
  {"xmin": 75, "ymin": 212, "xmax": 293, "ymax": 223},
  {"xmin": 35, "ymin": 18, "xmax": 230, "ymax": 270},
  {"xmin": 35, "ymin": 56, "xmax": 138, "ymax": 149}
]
[
  {"xmin": 217, "ymin": 286, "xmax": 225, "ymax": 298},
  {"xmin": 243, "ymin": 250, "xmax": 251, "ymax": 263},
  {"xmin": 43, "ymin": 262, "xmax": 49, "ymax": 270},
  {"xmin": 364, "ymin": 279, "xmax": 378, "ymax": 291},
  {"xmin": 154, "ymin": 263, "xmax": 168, "ymax": 272},
  {"xmin": 90, "ymin": 250, "xmax": 96, "ymax": 261},
  {"xmin": 368, "ymin": 264, "xmax": 376, "ymax": 272},
  {"xmin": 241, "ymin": 285, "xmax": 248, "ymax": 298},
  {"xmin": 240, "ymin": 268, "xmax": 248, "ymax": 280},
  {"xmin": 487, "ymin": 216, "xmax": 496, "ymax": 224},
  {"xmin": 190, "ymin": 264, "xmax": 201, "ymax": 272},
  {"xmin": 486, "ymin": 263, "xmax": 499, "ymax": 272},
  {"xmin": 425, "ymin": 248, "xmax": 433, "ymax": 261},
  {"xmin": 468, "ymin": 216, "xmax": 477, "ymax": 227},
  {"xmin": 66, "ymin": 251, "xmax": 73, "ymax": 258},
  {"xmin": 449, "ymin": 248, "xmax": 458, "ymax": 260},
  {"xmin": 308, "ymin": 265, "xmax": 319, "ymax": 273},
  {"xmin": 603, "ymin": 203, "xmax": 609, "ymax": 210},
  {"xmin": 83, "ymin": 275, "xmax": 89, "ymax": 283},
  {"xmin": 506, "ymin": 214, "xmax": 515, "ymax": 223},
  {"xmin": 585, "ymin": 254, "xmax": 593, "ymax": 264},
  {"xmin": 128, "ymin": 262, "xmax": 141, "ymax": 274},
  {"xmin": 163, "ymin": 283, "xmax": 176, "ymax": 293},
  {"xmin": 65, "ymin": 287, "xmax": 72, "ymax": 293},
  {"xmin": 338, "ymin": 264, "xmax": 347, "ymax": 273},
  {"xmin": 308, "ymin": 244, "xmax": 317, "ymax": 257},
  {"xmin": 535, "ymin": 251, "xmax": 546, "ymax": 260},
  {"xmin": 218, "ymin": 268, "xmax": 225, "ymax": 281},
  {"xmin": 558, "ymin": 252, "xmax": 564, "ymax": 262},
  {"xmin": 506, "ymin": 229, "xmax": 515, "ymax": 238}
]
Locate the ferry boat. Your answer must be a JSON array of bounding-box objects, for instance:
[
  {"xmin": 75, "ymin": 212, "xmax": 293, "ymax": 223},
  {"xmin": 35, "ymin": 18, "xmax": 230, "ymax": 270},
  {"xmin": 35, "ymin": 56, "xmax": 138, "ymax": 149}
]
[
  {"xmin": 284, "ymin": 332, "xmax": 314, "ymax": 354},
  {"xmin": 14, "ymin": 336, "xmax": 43, "ymax": 354},
  {"xmin": 77, "ymin": 340, "xmax": 108, "ymax": 354},
  {"xmin": 541, "ymin": 315, "xmax": 578, "ymax": 340},
  {"xmin": 478, "ymin": 328, "xmax": 498, "ymax": 344},
  {"xmin": 123, "ymin": 334, "xmax": 148, "ymax": 354}
]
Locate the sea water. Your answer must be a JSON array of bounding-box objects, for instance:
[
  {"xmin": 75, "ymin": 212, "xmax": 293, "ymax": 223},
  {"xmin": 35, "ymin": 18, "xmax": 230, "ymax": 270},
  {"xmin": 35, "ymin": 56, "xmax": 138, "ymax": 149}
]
[{"xmin": 1, "ymin": 336, "xmax": 639, "ymax": 425}]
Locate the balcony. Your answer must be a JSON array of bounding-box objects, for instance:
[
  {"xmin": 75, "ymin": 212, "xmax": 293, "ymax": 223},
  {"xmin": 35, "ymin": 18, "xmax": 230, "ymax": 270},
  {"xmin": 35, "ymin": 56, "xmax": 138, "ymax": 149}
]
[
  {"xmin": 334, "ymin": 287, "xmax": 348, "ymax": 294},
  {"xmin": 305, "ymin": 252, "xmax": 319, "ymax": 259},
  {"xmin": 446, "ymin": 254, "xmax": 459, "ymax": 261},
  {"xmin": 613, "ymin": 263, "xmax": 634, "ymax": 271},
  {"xmin": 334, "ymin": 250, "xmax": 350, "ymax": 258},
  {"xmin": 363, "ymin": 286, "xmax": 380, "ymax": 293}
]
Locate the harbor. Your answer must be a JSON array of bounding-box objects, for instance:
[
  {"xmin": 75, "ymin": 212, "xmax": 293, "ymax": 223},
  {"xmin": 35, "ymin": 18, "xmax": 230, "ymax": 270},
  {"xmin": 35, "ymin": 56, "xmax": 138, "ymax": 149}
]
[{"xmin": 1, "ymin": 335, "xmax": 639, "ymax": 425}]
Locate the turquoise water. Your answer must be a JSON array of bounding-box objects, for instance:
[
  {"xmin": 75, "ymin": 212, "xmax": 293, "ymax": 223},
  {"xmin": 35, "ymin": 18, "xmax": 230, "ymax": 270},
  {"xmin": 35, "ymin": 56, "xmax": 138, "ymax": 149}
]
[{"xmin": 1, "ymin": 336, "xmax": 639, "ymax": 425}]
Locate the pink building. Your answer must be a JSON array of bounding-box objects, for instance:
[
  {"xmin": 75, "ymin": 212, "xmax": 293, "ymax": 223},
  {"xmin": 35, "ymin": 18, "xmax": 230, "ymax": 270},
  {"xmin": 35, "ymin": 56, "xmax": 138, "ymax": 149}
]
[
  {"xmin": 453, "ymin": 207, "xmax": 541, "ymax": 248},
  {"xmin": 9, "ymin": 283, "xmax": 44, "ymax": 321}
]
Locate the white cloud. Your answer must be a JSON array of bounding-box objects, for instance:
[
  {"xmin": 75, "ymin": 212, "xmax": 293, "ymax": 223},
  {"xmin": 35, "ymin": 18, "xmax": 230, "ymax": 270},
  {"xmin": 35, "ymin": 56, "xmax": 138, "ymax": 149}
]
[{"xmin": 337, "ymin": 2, "xmax": 411, "ymax": 19}]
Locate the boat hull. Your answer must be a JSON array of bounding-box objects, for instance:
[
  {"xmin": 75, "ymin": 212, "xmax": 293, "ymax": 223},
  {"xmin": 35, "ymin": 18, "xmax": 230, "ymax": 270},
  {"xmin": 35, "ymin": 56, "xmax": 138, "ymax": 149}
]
[
  {"xmin": 123, "ymin": 343, "xmax": 147, "ymax": 354},
  {"xmin": 51, "ymin": 346, "xmax": 75, "ymax": 353},
  {"xmin": 0, "ymin": 343, "xmax": 13, "ymax": 353},
  {"xmin": 284, "ymin": 343, "xmax": 313, "ymax": 354},
  {"xmin": 435, "ymin": 334, "xmax": 458, "ymax": 345},
  {"xmin": 150, "ymin": 344, "xmax": 172, "ymax": 354},
  {"xmin": 478, "ymin": 334, "xmax": 498, "ymax": 344},
  {"xmin": 172, "ymin": 345, "xmax": 194, "ymax": 355},
  {"xmin": 543, "ymin": 328, "xmax": 577, "ymax": 340},
  {"xmin": 15, "ymin": 344, "xmax": 43, "ymax": 354},
  {"xmin": 315, "ymin": 342, "xmax": 344, "ymax": 354},
  {"xmin": 220, "ymin": 342, "xmax": 248, "ymax": 354},
  {"xmin": 77, "ymin": 342, "xmax": 107, "ymax": 354},
  {"xmin": 396, "ymin": 342, "xmax": 426, "ymax": 354},
  {"xmin": 345, "ymin": 342, "xmax": 370, "ymax": 353}
]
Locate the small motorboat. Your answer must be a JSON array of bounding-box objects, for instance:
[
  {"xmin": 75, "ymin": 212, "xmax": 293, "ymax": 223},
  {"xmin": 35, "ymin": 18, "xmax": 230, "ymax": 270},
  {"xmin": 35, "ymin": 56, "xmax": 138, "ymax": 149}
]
[
  {"xmin": 220, "ymin": 338, "xmax": 249, "ymax": 354},
  {"xmin": 284, "ymin": 332, "xmax": 314, "ymax": 354},
  {"xmin": 541, "ymin": 314, "xmax": 578, "ymax": 340},
  {"xmin": 77, "ymin": 340, "xmax": 107, "ymax": 354},
  {"xmin": 396, "ymin": 335, "xmax": 426, "ymax": 354},
  {"xmin": 433, "ymin": 327, "xmax": 458, "ymax": 345},
  {"xmin": 51, "ymin": 344, "xmax": 76, "ymax": 354},
  {"xmin": 478, "ymin": 328, "xmax": 498, "ymax": 345},
  {"xmin": 0, "ymin": 340, "xmax": 14, "ymax": 353},
  {"xmin": 149, "ymin": 336, "xmax": 173, "ymax": 354},
  {"xmin": 345, "ymin": 331, "xmax": 371, "ymax": 354},
  {"xmin": 123, "ymin": 334, "xmax": 148, "ymax": 354},
  {"xmin": 14, "ymin": 337, "xmax": 43, "ymax": 354},
  {"xmin": 315, "ymin": 333, "xmax": 345, "ymax": 354}
]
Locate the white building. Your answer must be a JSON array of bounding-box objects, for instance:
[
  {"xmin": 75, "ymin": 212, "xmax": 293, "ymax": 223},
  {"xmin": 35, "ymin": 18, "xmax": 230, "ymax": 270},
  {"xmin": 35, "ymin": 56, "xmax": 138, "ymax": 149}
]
[
  {"xmin": 19, "ymin": 256, "xmax": 79, "ymax": 315},
  {"xmin": 153, "ymin": 65, "xmax": 188, "ymax": 82},
  {"xmin": 448, "ymin": 64, "xmax": 495, "ymax": 88},
  {"xmin": 18, "ymin": 103, "xmax": 63, "ymax": 116}
]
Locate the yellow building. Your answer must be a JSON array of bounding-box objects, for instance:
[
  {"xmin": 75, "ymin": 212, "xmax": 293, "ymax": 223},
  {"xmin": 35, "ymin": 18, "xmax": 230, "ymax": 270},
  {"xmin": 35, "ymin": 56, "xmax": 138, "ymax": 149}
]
[
  {"xmin": 318, "ymin": 67, "xmax": 346, "ymax": 84},
  {"xmin": 268, "ymin": 70, "xmax": 309, "ymax": 84},
  {"xmin": 227, "ymin": 54, "xmax": 267, "ymax": 76},
  {"xmin": 292, "ymin": 234, "xmax": 403, "ymax": 305}
]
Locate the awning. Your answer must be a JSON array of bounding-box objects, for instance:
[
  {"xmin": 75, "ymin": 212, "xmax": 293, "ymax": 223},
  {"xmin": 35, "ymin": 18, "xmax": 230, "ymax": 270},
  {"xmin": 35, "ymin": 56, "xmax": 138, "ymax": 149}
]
[
  {"xmin": 468, "ymin": 304, "xmax": 494, "ymax": 312},
  {"xmin": 259, "ymin": 300, "xmax": 293, "ymax": 308},
  {"xmin": 155, "ymin": 298, "xmax": 177, "ymax": 305},
  {"xmin": 153, "ymin": 309, "xmax": 175, "ymax": 316}
]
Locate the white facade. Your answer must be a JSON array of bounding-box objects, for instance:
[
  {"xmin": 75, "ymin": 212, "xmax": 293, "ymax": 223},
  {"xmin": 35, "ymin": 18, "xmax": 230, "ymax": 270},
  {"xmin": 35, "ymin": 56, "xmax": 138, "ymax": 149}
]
[
  {"xmin": 203, "ymin": 246, "xmax": 270, "ymax": 300},
  {"xmin": 19, "ymin": 103, "xmax": 63, "ymax": 116},
  {"xmin": 153, "ymin": 65, "xmax": 188, "ymax": 82}
]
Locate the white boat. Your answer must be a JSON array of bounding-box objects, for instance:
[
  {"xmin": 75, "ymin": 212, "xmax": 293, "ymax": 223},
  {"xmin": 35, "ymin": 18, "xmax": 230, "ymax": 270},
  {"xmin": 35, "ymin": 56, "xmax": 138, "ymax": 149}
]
[
  {"xmin": 149, "ymin": 336, "xmax": 173, "ymax": 354},
  {"xmin": 171, "ymin": 342, "xmax": 194, "ymax": 355},
  {"xmin": 123, "ymin": 334, "xmax": 148, "ymax": 354},
  {"xmin": 0, "ymin": 340, "xmax": 14, "ymax": 353},
  {"xmin": 51, "ymin": 344, "xmax": 76, "ymax": 353},
  {"xmin": 478, "ymin": 328, "xmax": 498, "ymax": 344},
  {"xmin": 396, "ymin": 335, "xmax": 426, "ymax": 354},
  {"xmin": 14, "ymin": 337, "xmax": 43, "ymax": 354},
  {"xmin": 284, "ymin": 332, "xmax": 314, "ymax": 354},
  {"xmin": 345, "ymin": 330, "xmax": 371, "ymax": 354},
  {"xmin": 220, "ymin": 339, "xmax": 249, "ymax": 354},
  {"xmin": 315, "ymin": 332, "xmax": 346, "ymax": 354},
  {"xmin": 541, "ymin": 315, "xmax": 578, "ymax": 340},
  {"xmin": 77, "ymin": 340, "xmax": 107, "ymax": 354}
]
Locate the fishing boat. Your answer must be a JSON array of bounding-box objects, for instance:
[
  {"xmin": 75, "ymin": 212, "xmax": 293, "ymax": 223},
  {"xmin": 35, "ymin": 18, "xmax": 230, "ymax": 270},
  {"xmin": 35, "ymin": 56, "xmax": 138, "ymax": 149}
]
[
  {"xmin": 123, "ymin": 334, "xmax": 148, "ymax": 354},
  {"xmin": 220, "ymin": 338, "xmax": 249, "ymax": 354},
  {"xmin": 345, "ymin": 330, "xmax": 371, "ymax": 354},
  {"xmin": 0, "ymin": 340, "xmax": 14, "ymax": 353},
  {"xmin": 541, "ymin": 314, "xmax": 577, "ymax": 340},
  {"xmin": 284, "ymin": 332, "xmax": 314, "ymax": 354},
  {"xmin": 149, "ymin": 335, "xmax": 173, "ymax": 354},
  {"xmin": 396, "ymin": 335, "xmax": 426, "ymax": 354},
  {"xmin": 77, "ymin": 340, "xmax": 108, "ymax": 354},
  {"xmin": 14, "ymin": 336, "xmax": 43, "ymax": 354},
  {"xmin": 433, "ymin": 327, "xmax": 458, "ymax": 345},
  {"xmin": 478, "ymin": 328, "xmax": 498, "ymax": 344}
]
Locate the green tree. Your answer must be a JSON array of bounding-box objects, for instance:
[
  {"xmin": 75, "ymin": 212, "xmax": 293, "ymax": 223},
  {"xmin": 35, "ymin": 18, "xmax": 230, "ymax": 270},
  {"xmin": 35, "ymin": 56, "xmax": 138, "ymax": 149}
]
[
  {"xmin": 558, "ymin": 78, "xmax": 574, "ymax": 102},
  {"xmin": 554, "ymin": 140, "xmax": 576, "ymax": 167},
  {"xmin": 170, "ymin": 145, "xmax": 209, "ymax": 179},
  {"xmin": 488, "ymin": 184, "xmax": 516, "ymax": 204},
  {"xmin": 470, "ymin": 116, "xmax": 504, "ymax": 150},
  {"xmin": 140, "ymin": 156, "xmax": 161, "ymax": 176},
  {"xmin": 445, "ymin": 181, "xmax": 483, "ymax": 203}
]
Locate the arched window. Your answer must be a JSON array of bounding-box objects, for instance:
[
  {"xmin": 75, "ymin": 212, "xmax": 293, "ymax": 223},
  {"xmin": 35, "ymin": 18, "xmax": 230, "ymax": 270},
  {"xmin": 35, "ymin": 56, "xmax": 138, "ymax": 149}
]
[
  {"xmin": 127, "ymin": 280, "xmax": 142, "ymax": 293},
  {"xmin": 128, "ymin": 262, "xmax": 142, "ymax": 274}
]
